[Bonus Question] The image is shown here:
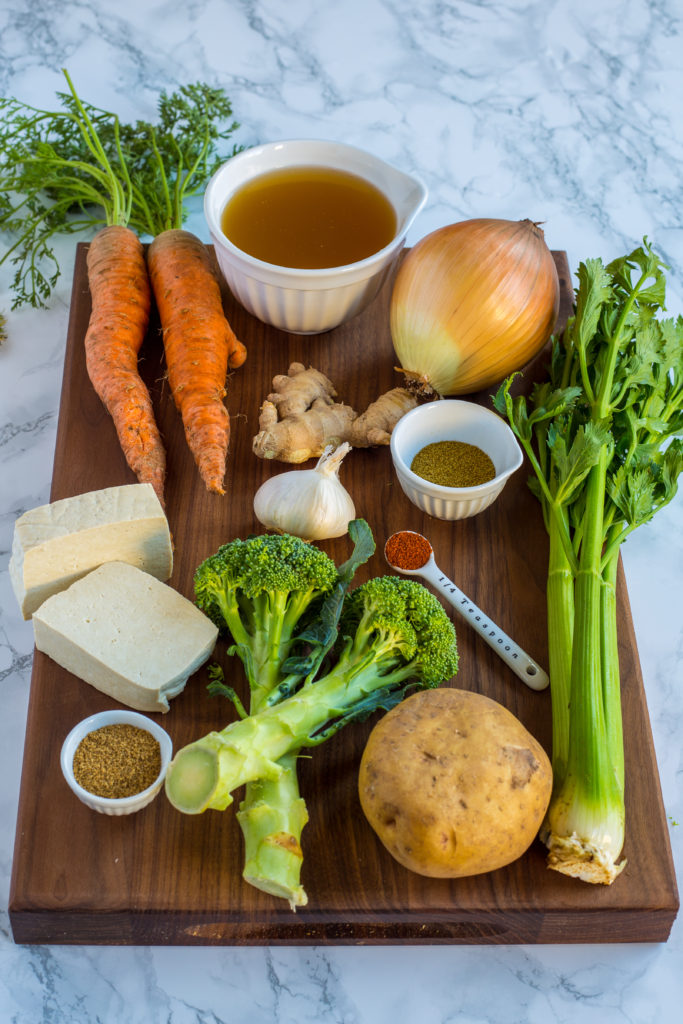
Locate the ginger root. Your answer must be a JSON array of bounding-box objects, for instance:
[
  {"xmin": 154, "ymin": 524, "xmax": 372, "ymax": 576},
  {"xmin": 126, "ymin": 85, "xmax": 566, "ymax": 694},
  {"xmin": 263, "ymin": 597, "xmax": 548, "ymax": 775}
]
[
  {"xmin": 253, "ymin": 363, "xmax": 417, "ymax": 463},
  {"xmin": 265, "ymin": 362, "xmax": 337, "ymax": 418},
  {"xmin": 349, "ymin": 388, "xmax": 417, "ymax": 447},
  {"xmin": 254, "ymin": 399, "xmax": 358, "ymax": 463}
]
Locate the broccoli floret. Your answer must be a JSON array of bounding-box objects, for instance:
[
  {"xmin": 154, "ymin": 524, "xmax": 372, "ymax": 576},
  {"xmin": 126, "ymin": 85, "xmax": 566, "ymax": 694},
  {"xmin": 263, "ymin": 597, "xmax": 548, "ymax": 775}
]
[
  {"xmin": 338, "ymin": 575, "xmax": 459, "ymax": 690},
  {"xmin": 348, "ymin": 577, "xmax": 458, "ymax": 688},
  {"xmin": 194, "ymin": 532, "xmax": 339, "ymax": 699},
  {"xmin": 194, "ymin": 532, "xmax": 338, "ymax": 637}
]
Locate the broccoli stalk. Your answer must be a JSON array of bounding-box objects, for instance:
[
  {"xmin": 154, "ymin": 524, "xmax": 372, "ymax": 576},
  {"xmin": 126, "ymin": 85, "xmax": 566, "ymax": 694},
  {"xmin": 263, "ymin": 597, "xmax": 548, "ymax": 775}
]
[
  {"xmin": 165, "ymin": 573, "xmax": 459, "ymax": 826},
  {"xmin": 191, "ymin": 522, "xmax": 374, "ymax": 907},
  {"xmin": 236, "ymin": 752, "xmax": 308, "ymax": 905}
]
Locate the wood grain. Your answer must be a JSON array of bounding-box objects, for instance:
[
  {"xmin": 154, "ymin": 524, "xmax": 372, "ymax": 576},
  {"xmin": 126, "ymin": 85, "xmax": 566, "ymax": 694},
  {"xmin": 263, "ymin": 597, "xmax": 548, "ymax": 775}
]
[{"xmin": 9, "ymin": 245, "xmax": 679, "ymax": 945}]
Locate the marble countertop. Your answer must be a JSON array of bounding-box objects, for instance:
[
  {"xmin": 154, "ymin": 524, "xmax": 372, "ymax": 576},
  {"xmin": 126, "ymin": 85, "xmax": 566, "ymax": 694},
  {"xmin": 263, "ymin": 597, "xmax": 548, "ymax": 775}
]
[{"xmin": 1, "ymin": 0, "xmax": 681, "ymax": 1020}]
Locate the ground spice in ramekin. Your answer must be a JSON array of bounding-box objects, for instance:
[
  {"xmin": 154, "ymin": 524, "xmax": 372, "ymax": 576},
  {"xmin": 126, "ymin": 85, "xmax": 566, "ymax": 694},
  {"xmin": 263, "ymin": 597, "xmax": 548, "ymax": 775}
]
[
  {"xmin": 411, "ymin": 439, "xmax": 495, "ymax": 487},
  {"xmin": 385, "ymin": 531, "xmax": 432, "ymax": 570},
  {"xmin": 72, "ymin": 723, "xmax": 161, "ymax": 799}
]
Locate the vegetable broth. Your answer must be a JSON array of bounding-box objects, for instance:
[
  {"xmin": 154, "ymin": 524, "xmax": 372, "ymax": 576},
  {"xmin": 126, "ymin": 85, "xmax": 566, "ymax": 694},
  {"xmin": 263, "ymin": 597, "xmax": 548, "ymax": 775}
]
[{"xmin": 220, "ymin": 166, "xmax": 397, "ymax": 269}]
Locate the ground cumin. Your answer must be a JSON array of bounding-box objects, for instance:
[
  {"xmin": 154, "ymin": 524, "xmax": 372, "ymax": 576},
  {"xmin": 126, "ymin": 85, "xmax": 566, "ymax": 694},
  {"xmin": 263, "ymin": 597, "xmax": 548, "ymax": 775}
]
[
  {"xmin": 385, "ymin": 531, "xmax": 432, "ymax": 570},
  {"xmin": 73, "ymin": 723, "xmax": 161, "ymax": 799},
  {"xmin": 411, "ymin": 439, "xmax": 495, "ymax": 488}
]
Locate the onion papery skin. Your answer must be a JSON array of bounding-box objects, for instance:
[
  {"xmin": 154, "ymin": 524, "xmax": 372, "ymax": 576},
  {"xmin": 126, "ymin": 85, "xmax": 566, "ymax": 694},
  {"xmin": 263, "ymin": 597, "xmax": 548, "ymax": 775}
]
[{"xmin": 390, "ymin": 218, "xmax": 560, "ymax": 396}]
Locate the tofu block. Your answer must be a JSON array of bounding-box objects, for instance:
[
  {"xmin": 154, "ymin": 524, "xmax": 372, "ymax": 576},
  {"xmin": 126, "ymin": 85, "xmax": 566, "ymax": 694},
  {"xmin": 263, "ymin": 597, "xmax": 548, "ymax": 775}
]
[
  {"xmin": 32, "ymin": 561, "xmax": 217, "ymax": 712},
  {"xmin": 9, "ymin": 483, "xmax": 173, "ymax": 619}
]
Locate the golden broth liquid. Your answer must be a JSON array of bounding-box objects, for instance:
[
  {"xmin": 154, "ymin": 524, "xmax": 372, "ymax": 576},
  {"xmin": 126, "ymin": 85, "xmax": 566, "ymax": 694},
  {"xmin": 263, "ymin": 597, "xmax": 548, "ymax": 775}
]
[{"xmin": 220, "ymin": 166, "xmax": 397, "ymax": 269}]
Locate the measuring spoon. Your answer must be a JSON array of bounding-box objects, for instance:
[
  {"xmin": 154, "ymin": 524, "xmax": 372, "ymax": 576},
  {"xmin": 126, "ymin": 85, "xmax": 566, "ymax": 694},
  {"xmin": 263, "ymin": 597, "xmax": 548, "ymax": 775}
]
[{"xmin": 384, "ymin": 531, "xmax": 549, "ymax": 692}]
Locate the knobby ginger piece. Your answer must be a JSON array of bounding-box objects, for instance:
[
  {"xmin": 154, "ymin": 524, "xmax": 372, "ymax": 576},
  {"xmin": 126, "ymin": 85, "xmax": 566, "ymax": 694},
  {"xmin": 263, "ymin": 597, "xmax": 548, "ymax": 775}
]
[
  {"xmin": 349, "ymin": 388, "xmax": 417, "ymax": 446},
  {"xmin": 253, "ymin": 399, "xmax": 358, "ymax": 462},
  {"xmin": 9, "ymin": 483, "xmax": 173, "ymax": 619},
  {"xmin": 266, "ymin": 362, "xmax": 337, "ymax": 418},
  {"xmin": 33, "ymin": 561, "xmax": 218, "ymax": 713}
]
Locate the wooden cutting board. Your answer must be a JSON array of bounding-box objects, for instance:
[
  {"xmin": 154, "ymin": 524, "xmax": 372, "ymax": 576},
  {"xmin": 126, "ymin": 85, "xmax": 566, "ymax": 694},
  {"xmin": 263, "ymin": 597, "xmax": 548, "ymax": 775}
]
[{"xmin": 9, "ymin": 245, "xmax": 679, "ymax": 945}]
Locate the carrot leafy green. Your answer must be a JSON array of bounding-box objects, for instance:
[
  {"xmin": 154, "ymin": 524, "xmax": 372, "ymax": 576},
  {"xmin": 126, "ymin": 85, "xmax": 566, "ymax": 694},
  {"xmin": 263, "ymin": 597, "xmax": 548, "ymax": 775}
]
[{"xmin": 0, "ymin": 70, "xmax": 240, "ymax": 307}]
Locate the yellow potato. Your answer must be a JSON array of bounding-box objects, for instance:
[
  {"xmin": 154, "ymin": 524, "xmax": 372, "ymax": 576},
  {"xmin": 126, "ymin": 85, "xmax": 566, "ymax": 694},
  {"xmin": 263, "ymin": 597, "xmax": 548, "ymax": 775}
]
[{"xmin": 358, "ymin": 687, "xmax": 552, "ymax": 877}]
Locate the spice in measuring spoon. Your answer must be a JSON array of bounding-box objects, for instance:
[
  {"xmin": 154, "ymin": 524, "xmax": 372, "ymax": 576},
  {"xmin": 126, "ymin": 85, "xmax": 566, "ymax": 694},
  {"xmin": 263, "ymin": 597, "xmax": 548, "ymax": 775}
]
[
  {"xmin": 384, "ymin": 530, "xmax": 432, "ymax": 571},
  {"xmin": 411, "ymin": 440, "xmax": 495, "ymax": 488},
  {"xmin": 73, "ymin": 723, "xmax": 161, "ymax": 799}
]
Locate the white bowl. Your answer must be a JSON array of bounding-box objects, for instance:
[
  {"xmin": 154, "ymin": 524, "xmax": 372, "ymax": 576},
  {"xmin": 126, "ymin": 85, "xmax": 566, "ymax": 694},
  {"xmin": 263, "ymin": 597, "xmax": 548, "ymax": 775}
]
[
  {"xmin": 60, "ymin": 709, "xmax": 173, "ymax": 815},
  {"xmin": 204, "ymin": 139, "xmax": 427, "ymax": 334},
  {"xmin": 390, "ymin": 400, "xmax": 523, "ymax": 520}
]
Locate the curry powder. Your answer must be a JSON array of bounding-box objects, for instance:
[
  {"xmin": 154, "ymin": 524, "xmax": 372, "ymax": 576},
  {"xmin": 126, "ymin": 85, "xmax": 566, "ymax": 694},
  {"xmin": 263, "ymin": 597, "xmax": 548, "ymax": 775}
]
[
  {"xmin": 411, "ymin": 440, "xmax": 495, "ymax": 488},
  {"xmin": 73, "ymin": 723, "xmax": 161, "ymax": 799}
]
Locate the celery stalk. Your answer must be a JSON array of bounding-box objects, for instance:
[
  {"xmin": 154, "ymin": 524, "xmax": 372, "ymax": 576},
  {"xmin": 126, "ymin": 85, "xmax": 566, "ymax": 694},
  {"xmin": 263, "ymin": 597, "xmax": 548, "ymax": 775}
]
[
  {"xmin": 544, "ymin": 512, "xmax": 574, "ymax": 795},
  {"xmin": 600, "ymin": 543, "xmax": 624, "ymax": 796},
  {"xmin": 545, "ymin": 456, "xmax": 626, "ymax": 883}
]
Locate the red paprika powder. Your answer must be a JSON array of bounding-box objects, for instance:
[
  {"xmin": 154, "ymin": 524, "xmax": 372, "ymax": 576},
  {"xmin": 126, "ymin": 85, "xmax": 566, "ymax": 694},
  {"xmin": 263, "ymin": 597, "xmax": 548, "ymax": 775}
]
[{"xmin": 385, "ymin": 531, "xmax": 432, "ymax": 570}]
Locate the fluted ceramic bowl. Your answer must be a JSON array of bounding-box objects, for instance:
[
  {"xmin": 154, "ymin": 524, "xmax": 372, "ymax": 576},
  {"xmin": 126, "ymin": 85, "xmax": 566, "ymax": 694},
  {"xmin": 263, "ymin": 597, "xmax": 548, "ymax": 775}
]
[
  {"xmin": 204, "ymin": 139, "xmax": 427, "ymax": 334},
  {"xmin": 60, "ymin": 709, "xmax": 173, "ymax": 816},
  {"xmin": 390, "ymin": 400, "xmax": 523, "ymax": 521}
]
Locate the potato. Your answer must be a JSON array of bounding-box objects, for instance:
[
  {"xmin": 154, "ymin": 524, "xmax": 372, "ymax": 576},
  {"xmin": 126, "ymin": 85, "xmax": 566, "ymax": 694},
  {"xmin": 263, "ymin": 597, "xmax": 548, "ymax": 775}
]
[{"xmin": 358, "ymin": 687, "xmax": 552, "ymax": 878}]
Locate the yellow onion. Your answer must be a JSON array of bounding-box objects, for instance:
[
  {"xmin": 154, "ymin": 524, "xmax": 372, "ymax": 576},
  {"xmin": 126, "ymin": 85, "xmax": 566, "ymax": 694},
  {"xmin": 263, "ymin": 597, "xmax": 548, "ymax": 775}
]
[{"xmin": 390, "ymin": 218, "xmax": 560, "ymax": 396}]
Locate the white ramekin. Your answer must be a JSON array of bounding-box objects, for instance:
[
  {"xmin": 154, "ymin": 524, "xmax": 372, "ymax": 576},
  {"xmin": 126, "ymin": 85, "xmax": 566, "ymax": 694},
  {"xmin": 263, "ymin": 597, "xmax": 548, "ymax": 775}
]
[
  {"xmin": 389, "ymin": 400, "xmax": 523, "ymax": 520},
  {"xmin": 60, "ymin": 709, "xmax": 173, "ymax": 815},
  {"xmin": 203, "ymin": 139, "xmax": 427, "ymax": 335}
]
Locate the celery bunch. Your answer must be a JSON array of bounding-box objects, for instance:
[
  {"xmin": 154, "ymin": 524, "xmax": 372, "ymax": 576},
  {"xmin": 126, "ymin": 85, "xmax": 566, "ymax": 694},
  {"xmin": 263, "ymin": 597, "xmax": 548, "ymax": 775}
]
[{"xmin": 495, "ymin": 240, "xmax": 683, "ymax": 884}]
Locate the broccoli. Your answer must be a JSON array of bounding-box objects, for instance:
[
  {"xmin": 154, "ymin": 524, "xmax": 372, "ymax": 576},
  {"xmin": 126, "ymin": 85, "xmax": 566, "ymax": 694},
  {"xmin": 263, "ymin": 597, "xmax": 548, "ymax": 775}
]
[
  {"xmin": 194, "ymin": 531, "xmax": 340, "ymax": 705},
  {"xmin": 165, "ymin": 572, "xmax": 459, "ymax": 886},
  {"xmin": 191, "ymin": 522, "xmax": 375, "ymax": 907},
  {"xmin": 338, "ymin": 575, "xmax": 461, "ymax": 691}
]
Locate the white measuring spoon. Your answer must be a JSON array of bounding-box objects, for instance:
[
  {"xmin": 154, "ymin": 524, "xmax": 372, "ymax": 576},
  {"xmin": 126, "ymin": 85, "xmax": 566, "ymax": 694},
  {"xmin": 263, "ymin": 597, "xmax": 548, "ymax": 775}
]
[{"xmin": 384, "ymin": 531, "xmax": 549, "ymax": 692}]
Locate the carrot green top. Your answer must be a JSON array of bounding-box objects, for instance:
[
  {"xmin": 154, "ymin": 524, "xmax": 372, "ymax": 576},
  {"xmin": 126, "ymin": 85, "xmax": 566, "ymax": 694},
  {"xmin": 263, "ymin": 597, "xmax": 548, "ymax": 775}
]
[{"xmin": 0, "ymin": 69, "xmax": 241, "ymax": 307}]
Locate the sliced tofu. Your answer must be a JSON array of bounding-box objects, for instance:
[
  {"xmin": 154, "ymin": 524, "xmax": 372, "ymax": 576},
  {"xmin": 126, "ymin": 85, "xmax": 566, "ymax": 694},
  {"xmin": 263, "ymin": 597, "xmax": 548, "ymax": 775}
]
[
  {"xmin": 33, "ymin": 561, "xmax": 217, "ymax": 712},
  {"xmin": 9, "ymin": 483, "xmax": 173, "ymax": 619}
]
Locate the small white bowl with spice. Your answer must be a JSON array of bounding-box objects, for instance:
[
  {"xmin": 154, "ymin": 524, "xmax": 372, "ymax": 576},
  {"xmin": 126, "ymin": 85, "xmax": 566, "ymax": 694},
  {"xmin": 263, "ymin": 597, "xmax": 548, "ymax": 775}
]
[
  {"xmin": 390, "ymin": 399, "xmax": 523, "ymax": 520},
  {"xmin": 60, "ymin": 709, "xmax": 173, "ymax": 815}
]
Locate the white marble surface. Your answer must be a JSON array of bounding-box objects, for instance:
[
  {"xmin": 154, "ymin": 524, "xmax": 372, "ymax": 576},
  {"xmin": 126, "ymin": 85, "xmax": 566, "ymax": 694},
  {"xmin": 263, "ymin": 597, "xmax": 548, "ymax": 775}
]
[{"xmin": 1, "ymin": 0, "xmax": 682, "ymax": 1020}]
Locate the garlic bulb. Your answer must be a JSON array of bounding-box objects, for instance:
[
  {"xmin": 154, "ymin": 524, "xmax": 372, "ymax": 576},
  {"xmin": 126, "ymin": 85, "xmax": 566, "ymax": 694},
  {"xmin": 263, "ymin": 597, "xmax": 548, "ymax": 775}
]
[{"xmin": 253, "ymin": 443, "xmax": 356, "ymax": 541}]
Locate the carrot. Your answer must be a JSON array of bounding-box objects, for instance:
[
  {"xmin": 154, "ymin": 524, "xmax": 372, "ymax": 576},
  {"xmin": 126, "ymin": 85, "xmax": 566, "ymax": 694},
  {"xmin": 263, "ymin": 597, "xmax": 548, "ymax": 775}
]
[
  {"xmin": 147, "ymin": 229, "xmax": 247, "ymax": 495},
  {"xmin": 85, "ymin": 224, "xmax": 167, "ymax": 505}
]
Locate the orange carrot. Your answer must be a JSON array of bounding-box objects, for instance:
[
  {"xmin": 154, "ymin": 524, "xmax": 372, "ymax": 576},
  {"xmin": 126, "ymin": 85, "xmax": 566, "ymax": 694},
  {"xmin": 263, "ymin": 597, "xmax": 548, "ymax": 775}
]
[
  {"xmin": 147, "ymin": 229, "xmax": 247, "ymax": 495},
  {"xmin": 85, "ymin": 224, "xmax": 167, "ymax": 505}
]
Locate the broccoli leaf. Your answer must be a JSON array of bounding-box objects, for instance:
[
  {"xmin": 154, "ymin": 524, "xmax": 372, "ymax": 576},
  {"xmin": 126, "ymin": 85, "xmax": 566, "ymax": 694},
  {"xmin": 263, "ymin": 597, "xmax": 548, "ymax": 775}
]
[{"xmin": 281, "ymin": 518, "xmax": 375, "ymax": 680}]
